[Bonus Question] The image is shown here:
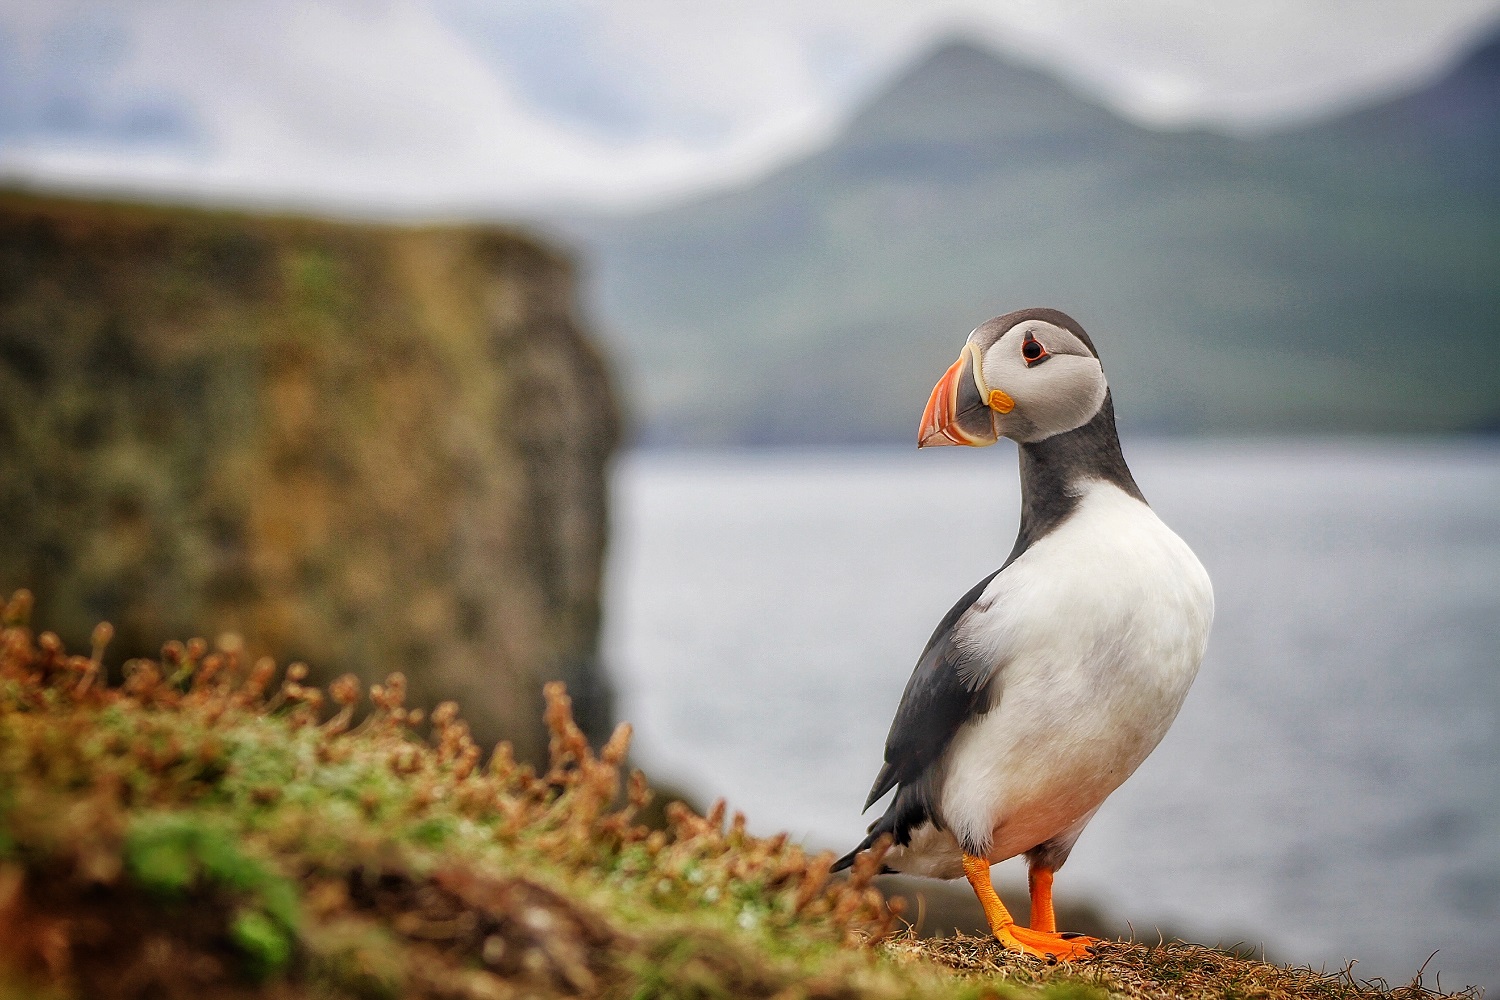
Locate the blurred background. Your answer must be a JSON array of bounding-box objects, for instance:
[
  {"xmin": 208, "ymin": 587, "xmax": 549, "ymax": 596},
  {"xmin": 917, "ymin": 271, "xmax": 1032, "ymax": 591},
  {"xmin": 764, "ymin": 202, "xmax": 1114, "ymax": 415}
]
[{"xmin": 1, "ymin": 0, "xmax": 1497, "ymax": 992}]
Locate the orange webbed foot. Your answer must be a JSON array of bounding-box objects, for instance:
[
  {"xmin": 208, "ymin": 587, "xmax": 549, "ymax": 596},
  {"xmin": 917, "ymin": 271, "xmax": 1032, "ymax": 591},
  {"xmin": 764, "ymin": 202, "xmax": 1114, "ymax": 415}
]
[{"xmin": 1002, "ymin": 923, "xmax": 1099, "ymax": 961}]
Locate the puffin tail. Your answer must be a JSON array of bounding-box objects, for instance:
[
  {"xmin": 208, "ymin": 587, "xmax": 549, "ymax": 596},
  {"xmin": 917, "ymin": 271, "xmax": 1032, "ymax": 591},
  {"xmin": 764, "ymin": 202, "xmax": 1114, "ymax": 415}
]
[
  {"xmin": 831, "ymin": 784, "xmax": 928, "ymax": 873},
  {"xmin": 831, "ymin": 831, "xmax": 880, "ymax": 873}
]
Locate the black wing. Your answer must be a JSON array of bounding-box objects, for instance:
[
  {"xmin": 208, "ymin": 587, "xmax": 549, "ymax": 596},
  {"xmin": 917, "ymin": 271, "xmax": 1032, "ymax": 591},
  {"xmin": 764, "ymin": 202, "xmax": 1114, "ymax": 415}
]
[
  {"xmin": 863, "ymin": 567, "xmax": 1001, "ymax": 809},
  {"xmin": 832, "ymin": 569, "xmax": 1004, "ymax": 872}
]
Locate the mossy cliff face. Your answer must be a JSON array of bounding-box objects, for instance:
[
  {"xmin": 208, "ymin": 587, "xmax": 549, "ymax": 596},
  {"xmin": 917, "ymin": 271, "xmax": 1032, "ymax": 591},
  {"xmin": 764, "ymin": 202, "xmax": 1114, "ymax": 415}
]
[{"xmin": 0, "ymin": 191, "xmax": 620, "ymax": 761}]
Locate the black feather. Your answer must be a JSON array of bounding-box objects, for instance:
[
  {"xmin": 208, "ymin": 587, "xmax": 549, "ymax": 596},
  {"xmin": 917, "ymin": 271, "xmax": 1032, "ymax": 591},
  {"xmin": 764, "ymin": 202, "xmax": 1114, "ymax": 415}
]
[
  {"xmin": 861, "ymin": 571, "xmax": 997, "ymax": 811},
  {"xmin": 834, "ymin": 783, "xmax": 933, "ymax": 871}
]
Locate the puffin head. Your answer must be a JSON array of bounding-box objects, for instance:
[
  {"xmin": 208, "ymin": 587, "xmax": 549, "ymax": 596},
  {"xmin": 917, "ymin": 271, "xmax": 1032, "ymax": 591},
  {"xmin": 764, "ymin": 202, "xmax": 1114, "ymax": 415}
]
[{"xmin": 918, "ymin": 308, "xmax": 1108, "ymax": 448}]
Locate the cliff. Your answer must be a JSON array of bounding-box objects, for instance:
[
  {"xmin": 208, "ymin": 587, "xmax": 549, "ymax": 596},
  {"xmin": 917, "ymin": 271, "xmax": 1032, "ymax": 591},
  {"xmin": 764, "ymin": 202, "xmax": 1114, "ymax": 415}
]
[{"xmin": 0, "ymin": 190, "xmax": 621, "ymax": 761}]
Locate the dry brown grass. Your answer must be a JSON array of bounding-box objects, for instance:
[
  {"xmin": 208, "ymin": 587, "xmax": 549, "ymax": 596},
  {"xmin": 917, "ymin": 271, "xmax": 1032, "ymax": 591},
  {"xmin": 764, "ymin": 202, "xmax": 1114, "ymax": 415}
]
[{"xmin": 886, "ymin": 932, "xmax": 1481, "ymax": 1000}]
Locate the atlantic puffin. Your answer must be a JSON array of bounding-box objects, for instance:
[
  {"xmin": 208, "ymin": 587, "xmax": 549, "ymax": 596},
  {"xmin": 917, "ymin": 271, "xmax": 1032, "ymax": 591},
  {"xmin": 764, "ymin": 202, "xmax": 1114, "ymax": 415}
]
[{"xmin": 833, "ymin": 308, "xmax": 1213, "ymax": 959}]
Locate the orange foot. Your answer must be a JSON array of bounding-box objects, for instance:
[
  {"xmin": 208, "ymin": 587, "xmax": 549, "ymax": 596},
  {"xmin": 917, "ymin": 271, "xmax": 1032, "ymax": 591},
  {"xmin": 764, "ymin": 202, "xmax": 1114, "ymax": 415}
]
[
  {"xmin": 962, "ymin": 853, "xmax": 1100, "ymax": 961},
  {"xmin": 999, "ymin": 923, "xmax": 1099, "ymax": 961}
]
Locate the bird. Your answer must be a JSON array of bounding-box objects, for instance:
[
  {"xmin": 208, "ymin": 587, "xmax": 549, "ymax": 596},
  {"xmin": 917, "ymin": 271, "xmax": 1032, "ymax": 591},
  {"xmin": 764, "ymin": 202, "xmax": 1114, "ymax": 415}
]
[{"xmin": 832, "ymin": 307, "xmax": 1213, "ymax": 960}]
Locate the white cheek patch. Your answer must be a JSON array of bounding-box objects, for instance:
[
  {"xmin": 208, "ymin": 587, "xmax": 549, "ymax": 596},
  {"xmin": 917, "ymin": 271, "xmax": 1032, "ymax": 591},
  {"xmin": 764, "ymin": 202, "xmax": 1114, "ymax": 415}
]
[
  {"xmin": 1028, "ymin": 358, "xmax": 1107, "ymax": 437},
  {"xmin": 982, "ymin": 350, "xmax": 1107, "ymax": 442}
]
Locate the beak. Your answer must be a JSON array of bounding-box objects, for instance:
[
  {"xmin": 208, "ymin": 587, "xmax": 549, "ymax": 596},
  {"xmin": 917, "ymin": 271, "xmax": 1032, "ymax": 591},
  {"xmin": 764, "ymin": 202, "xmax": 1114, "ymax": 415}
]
[{"xmin": 918, "ymin": 345, "xmax": 1013, "ymax": 448}]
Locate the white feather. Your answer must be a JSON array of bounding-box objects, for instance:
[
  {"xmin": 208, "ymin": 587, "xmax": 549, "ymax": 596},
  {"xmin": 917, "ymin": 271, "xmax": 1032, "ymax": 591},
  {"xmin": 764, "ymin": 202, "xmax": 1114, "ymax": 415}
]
[{"xmin": 885, "ymin": 479, "xmax": 1214, "ymax": 878}]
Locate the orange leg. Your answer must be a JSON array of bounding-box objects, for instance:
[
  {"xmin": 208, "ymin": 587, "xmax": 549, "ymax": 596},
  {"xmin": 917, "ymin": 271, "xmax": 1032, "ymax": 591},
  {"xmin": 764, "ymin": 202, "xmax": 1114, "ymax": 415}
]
[
  {"xmin": 1025, "ymin": 862, "xmax": 1100, "ymax": 952},
  {"xmin": 962, "ymin": 855, "xmax": 1094, "ymax": 960},
  {"xmin": 1028, "ymin": 866, "xmax": 1057, "ymax": 934}
]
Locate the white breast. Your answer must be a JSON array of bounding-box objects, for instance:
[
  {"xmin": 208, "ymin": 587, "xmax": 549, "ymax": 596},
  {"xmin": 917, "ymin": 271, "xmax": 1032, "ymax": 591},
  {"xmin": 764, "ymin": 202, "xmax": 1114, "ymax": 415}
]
[{"xmin": 931, "ymin": 480, "xmax": 1214, "ymax": 867}]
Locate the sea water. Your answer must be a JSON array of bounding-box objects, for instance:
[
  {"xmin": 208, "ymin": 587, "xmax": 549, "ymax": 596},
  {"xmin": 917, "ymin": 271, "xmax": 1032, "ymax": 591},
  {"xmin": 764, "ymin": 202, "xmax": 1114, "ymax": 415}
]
[{"xmin": 602, "ymin": 440, "xmax": 1500, "ymax": 992}]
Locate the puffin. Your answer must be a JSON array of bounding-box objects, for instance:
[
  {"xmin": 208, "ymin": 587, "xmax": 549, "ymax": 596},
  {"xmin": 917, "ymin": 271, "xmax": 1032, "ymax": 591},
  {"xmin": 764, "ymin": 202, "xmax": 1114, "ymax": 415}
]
[{"xmin": 832, "ymin": 308, "xmax": 1213, "ymax": 960}]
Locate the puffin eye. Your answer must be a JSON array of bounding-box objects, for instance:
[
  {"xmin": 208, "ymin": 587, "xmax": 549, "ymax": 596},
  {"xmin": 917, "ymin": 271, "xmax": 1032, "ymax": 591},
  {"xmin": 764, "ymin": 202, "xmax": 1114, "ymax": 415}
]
[{"xmin": 1021, "ymin": 335, "xmax": 1049, "ymax": 366}]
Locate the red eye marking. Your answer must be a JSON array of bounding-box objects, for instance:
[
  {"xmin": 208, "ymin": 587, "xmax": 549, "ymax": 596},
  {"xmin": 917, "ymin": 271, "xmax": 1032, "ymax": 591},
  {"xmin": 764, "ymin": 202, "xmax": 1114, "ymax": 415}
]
[{"xmin": 1022, "ymin": 334, "xmax": 1048, "ymax": 365}]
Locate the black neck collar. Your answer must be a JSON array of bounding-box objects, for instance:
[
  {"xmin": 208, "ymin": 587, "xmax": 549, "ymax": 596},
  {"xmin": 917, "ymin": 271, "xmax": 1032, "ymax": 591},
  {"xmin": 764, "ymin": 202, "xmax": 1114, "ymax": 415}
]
[{"xmin": 1002, "ymin": 392, "xmax": 1144, "ymax": 567}]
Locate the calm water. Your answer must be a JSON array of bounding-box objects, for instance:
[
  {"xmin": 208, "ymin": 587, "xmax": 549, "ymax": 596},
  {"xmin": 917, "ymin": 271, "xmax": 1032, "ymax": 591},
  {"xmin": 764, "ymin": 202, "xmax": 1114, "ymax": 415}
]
[{"xmin": 602, "ymin": 441, "xmax": 1500, "ymax": 992}]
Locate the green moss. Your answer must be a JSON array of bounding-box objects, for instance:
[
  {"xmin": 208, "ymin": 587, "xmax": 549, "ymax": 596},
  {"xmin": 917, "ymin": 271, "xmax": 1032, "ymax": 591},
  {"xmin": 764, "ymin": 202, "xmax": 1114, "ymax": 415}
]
[
  {"xmin": 126, "ymin": 816, "xmax": 200, "ymax": 894},
  {"xmin": 232, "ymin": 908, "xmax": 295, "ymax": 978},
  {"xmin": 125, "ymin": 812, "xmax": 301, "ymax": 974},
  {"xmin": 408, "ymin": 816, "xmax": 455, "ymax": 847}
]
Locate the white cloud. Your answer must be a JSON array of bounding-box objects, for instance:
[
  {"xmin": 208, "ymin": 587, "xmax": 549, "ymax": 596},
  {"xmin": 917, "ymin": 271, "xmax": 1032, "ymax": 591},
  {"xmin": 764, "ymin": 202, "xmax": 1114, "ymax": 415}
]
[
  {"xmin": 1, "ymin": 0, "xmax": 1497, "ymax": 212},
  {"xmin": 950, "ymin": 0, "xmax": 1500, "ymax": 128},
  {"xmin": 1, "ymin": 0, "xmax": 750, "ymax": 210}
]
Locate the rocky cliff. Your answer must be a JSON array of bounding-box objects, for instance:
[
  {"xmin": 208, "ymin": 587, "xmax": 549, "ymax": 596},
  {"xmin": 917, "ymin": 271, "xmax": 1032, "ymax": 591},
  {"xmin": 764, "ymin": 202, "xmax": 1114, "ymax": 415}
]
[{"xmin": 0, "ymin": 191, "xmax": 620, "ymax": 761}]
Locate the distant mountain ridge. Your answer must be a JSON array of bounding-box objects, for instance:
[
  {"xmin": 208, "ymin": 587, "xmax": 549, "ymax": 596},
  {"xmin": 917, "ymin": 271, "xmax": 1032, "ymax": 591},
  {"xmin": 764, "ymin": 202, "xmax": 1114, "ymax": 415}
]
[{"xmin": 561, "ymin": 29, "xmax": 1500, "ymax": 445}]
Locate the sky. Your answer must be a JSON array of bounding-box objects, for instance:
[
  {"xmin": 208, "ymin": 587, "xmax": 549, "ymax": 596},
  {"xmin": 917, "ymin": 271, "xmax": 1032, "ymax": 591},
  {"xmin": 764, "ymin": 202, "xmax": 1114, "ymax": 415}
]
[{"xmin": 2, "ymin": 0, "xmax": 1499, "ymax": 213}]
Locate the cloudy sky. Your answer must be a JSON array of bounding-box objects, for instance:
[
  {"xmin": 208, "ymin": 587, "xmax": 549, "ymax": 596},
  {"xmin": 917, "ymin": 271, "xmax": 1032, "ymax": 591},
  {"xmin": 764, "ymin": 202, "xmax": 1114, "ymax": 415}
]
[{"xmin": 2, "ymin": 0, "xmax": 1498, "ymax": 213}]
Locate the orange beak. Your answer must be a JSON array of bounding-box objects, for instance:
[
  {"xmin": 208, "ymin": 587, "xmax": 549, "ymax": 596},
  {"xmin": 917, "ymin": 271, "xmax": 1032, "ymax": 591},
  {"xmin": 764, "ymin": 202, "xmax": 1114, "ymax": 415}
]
[{"xmin": 918, "ymin": 346, "xmax": 1013, "ymax": 448}]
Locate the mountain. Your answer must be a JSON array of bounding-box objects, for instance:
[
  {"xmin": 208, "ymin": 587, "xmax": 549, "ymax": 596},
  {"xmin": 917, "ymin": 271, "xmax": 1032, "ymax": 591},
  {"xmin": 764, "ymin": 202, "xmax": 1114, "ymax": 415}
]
[{"xmin": 559, "ymin": 31, "xmax": 1500, "ymax": 446}]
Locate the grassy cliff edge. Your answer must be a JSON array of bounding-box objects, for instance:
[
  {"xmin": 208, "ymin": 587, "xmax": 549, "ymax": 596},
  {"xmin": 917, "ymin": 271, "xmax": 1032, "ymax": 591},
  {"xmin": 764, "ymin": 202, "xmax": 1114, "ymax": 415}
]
[{"xmin": 0, "ymin": 590, "xmax": 1478, "ymax": 1000}]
